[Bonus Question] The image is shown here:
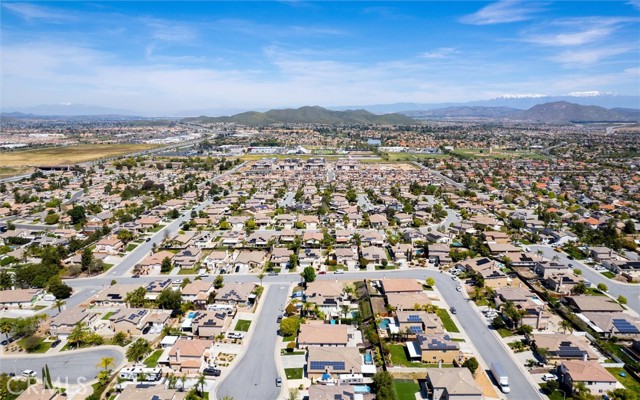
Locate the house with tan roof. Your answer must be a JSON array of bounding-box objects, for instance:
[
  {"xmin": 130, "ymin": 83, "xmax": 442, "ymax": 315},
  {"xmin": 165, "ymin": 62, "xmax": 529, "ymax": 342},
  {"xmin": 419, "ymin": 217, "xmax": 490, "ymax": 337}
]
[
  {"xmin": 380, "ymin": 278, "xmax": 423, "ymax": 294},
  {"xmin": 94, "ymin": 236, "xmax": 123, "ymax": 254},
  {"xmin": 49, "ymin": 306, "xmax": 97, "ymax": 339},
  {"xmin": 564, "ymin": 296, "xmax": 624, "ymax": 313},
  {"xmin": 386, "ymin": 292, "xmax": 432, "ymax": 311},
  {"xmin": 0, "ymin": 288, "xmax": 43, "ymax": 309},
  {"xmin": 181, "ymin": 281, "xmax": 214, "ymax": 304},
  {"xmin": 167, "ymin": 338, "xmax": 213, "ymax": 373},
  {"xmin": 531, "ymin": 333, "xmax": 598, "ymax": 361},
  {"xmin": 214, "ymin": 283, "xmax": 256, "ymax": 305},
  {"xmin": 411, "ymin": 334, "xmax": 461, "ymax": 364},
  {"xmin": 307, "ymin": 347, "xmax": 367, "ymax": 380},
  {"xmin": 556, "ymin": 360, "xmax": 617, "ymax": 396},
  {"xmin": 308, "ymin": 385, "xmax": 374, "ymax": 400},
  {"xmin": 305, "ymin": 281, "xmax": 345, "ymax": 313},
  {"xmin": 137, "ymin": 250, "xmax": 175, "ymax": 275},
  {"xmin": 424, "ymin": 368, "xmax": 482, "ymax": 400},
  {"xmin": 298, "ymin": 323, "xmax": 350, "ymax": 348},
  {"xmin": 92, "ymin": 285, "xmax": 140, "ymax": 306}
]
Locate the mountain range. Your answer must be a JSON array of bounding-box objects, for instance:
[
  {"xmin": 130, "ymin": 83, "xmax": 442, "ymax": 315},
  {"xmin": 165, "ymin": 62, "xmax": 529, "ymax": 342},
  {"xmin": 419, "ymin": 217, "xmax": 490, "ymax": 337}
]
[{"xmin": 183, "ymin": 106, "xmax": 415, "ymax": 125}]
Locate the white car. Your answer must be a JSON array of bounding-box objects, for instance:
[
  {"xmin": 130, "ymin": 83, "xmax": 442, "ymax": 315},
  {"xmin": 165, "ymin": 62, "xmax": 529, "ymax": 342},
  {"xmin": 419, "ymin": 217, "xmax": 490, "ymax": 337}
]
[
  {"xmin": 227, "ymin": 332, "xmax": 245, "ymax": 339},
  {"xmin": 541, "ymin": 373, "xmax": 556, "ymax": 381},
  {"xmin": 21, "ymin": 370, "xmax": 37, "ymax": 377}
]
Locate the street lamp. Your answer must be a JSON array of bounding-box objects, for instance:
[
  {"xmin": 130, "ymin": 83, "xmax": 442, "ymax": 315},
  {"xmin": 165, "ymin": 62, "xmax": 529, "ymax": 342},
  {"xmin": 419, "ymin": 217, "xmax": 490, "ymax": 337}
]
[{"xmin": 553, "ymin": 388, "xmax": 566, "ymax": 400}]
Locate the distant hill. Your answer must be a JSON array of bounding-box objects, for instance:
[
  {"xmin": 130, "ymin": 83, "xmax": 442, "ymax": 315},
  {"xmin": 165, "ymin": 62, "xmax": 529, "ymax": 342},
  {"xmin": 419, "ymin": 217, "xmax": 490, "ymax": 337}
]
[
  {"xmin": 508, "ymin": 101, "xmax": 639, "ymax": 123},
  {"xmin": 404, "ymin": 106, "xmax": 519, "ymax": 119},
  {"xmin": 184, "ymin": 106, "xmax": 416, "ymax": 125}
]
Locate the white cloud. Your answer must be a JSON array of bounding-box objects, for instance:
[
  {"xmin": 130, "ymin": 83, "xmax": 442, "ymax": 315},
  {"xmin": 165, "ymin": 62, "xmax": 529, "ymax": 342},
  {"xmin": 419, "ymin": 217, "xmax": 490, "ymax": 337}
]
[
  {"xmin": 521, "ymin": 17, "xmax": 636, "ymax": 46},
  {"xmin": 2, "ymin": 2, "xmax": 74, "ymax": 22},
  {"xmin": 551, "ymin": 46, "xmax": 635, "ymax": 66},
  {"xmin": 421, "ymin": 48, "xmax": 457, "ymax": 59},
  {"xmin": 460, "ymin": 1, "xmax": 546, "ymax": 25},
  {"xmin": 629, "ymin": 1, "xmax": 640, "ymax": 10}
]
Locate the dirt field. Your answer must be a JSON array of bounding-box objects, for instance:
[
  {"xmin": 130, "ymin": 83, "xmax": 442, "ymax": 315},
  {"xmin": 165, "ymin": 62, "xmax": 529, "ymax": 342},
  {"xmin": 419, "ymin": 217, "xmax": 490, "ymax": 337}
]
[{"xmin": 1, "ymin": 144, "xmax": 160, "ymax": 168}]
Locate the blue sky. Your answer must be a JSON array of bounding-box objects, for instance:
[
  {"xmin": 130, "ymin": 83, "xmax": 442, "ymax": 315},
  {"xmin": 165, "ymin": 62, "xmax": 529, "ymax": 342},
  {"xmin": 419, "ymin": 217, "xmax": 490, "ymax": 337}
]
[{"xmin": 1, "ymin": 1, "xmax": 639, "ymax": 114}]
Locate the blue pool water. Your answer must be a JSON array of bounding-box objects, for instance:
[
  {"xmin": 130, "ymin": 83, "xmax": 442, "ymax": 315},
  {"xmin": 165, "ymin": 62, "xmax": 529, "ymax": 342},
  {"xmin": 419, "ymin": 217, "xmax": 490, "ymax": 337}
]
[
  {"xmin": 330, "ymin": 319, "xmax": 336, "ymax": 325},
  {"xmin": 364, "ymin": 353, "xmax": 372, "ymax": 363},
  {"xmin": 187, "ymin": 311, "xmax": 197, "ymax": 318},
  {"xmin": 354, "ymin": 385, "xmax": 371, "ymax": 393},
  {"xmin": 379, "ymin": 319, "xmax": 389, "ymax": 329}
]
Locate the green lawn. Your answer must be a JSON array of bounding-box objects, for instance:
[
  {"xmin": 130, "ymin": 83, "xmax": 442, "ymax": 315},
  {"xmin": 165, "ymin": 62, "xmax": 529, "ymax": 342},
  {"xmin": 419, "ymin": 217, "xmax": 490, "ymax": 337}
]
[
  {"xmin": 281, "ymin": 350, "xmax": 306, "ymax": 356},
  {"xmin": 17, "ymin": 337, "xmax": 52, "ymax": 354},
  {"xmin": 143, "ymin": 349, "xmax": 163, "ymax": 368},
  {"xmin": 601, "ymin": 271, "xmax": 616, "ymax": 279},
  {"xmin": 282, "ymin": 335, "xmax": 295, "ymax": 342},
  {"xmin": 285, "ymin": 368, "xmax": 303, "ymax": 380},
  {"xmin": 102, "ymin": 311, "xmax": 116, "ymax": 320},
  {"xmin": 606, "ymin": 368, "xmax": 640, "ymax": 392},
  {"xmin": 394, "ymin": 379, "xmax": 421, "ymax": 400},
  {"xmin": 436, "ymin": 309, "xmax": 460, "ymax": 333},
  {"xmin": 178, "ymin": 267, "xmax": 198, "ymax": 275},
  {"xmin": 498, "ymin": 328, "xmax": 514, "ymax": 338},
  {"xmin": 375, "ymin": 265, "xmax": 397, "ymax": 270},
  {"xmin": 389, "ymin": 344, "xmax": 425, "ymax": 367},
  {"xmin": 151, "ymin": 225, "xmax": 165, "ymax": 232},
  {"xmin": 234, "ymin": 319, "xmax": 252, "ymax": 332},
  {"xmin": 126, "ymin": 243, "xmax": 138, "ymax": 252}
]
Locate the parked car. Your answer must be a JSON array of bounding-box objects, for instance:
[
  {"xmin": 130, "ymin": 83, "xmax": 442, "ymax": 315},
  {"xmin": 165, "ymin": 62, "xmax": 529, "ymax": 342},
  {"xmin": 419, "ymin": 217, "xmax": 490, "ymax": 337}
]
[
  {"xmin": 275, "ymin": 377, "xmax": 282, "ymax": 387},
  {"xmin": 450, "ymin": 307, "xmax": 457, "ymax": 314},
  {"xmin": 542, "ymin": 373, "xmax": 557, "ymax": 381},
  {"xmin": 132, "ymin": 274, "xmax": 140, "ymax": 278},
  {"xmin": 51, "ymin": 339, "xmax": 62, "ymax": 348},
  {"xmin": 145, "ymin": 237, "xmax": 151, "ymax": 242},
  {"xmin": 319, "ymin": 271, "xmax": 326, "ymax": 274},
  {"xmin": 227, "ymin": 332, "xmax": 244, "ymax": 339},
  {"xmin": 334, "ymin": 270, "xmax": 344, "ymax": 274},
  {"xmin": 203, "ymin": 367, "xmax": 221, "ymax": 377},
  {"xmin": 276, "ymin": 315, "xmax": 283, "ymax": 323},
  {"xmin": 21, "ymin": 370, "xmax": 37, "ymax": 377}
]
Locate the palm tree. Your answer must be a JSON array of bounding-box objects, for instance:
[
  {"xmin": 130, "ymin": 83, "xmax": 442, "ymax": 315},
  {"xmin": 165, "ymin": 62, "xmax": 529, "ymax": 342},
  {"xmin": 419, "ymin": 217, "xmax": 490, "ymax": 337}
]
[
  {"xmin": 535, "ymin": 249, "xmax": 544, "ymax": 262},
  {"xmin": 126, "ymin": 338, "xmax": 151, "ymax": 362},
  {"xmin": 196, "ymin": 373, "xmax": 206, "ymax": 395},
  {"xmin": 257, "ymin": 272, "xmax": 265, "ymax": 287},
  {"xmin": 559, "ymin": 319, "xmax": 573, "ymax": 334},
  {"xmin": 180, "ymin": 374, "xmax": 187, "ymax": 392},
  {"xmin": 97, "ymin": 356, "xmax": 115, "ymax": 372},
  {"xmin": 0, "ymin": 319, "xmax": 13, "ymax": 341},
  {"xmin": 54, "ymin": 299, "xmax": 66, "ymax": 313}
]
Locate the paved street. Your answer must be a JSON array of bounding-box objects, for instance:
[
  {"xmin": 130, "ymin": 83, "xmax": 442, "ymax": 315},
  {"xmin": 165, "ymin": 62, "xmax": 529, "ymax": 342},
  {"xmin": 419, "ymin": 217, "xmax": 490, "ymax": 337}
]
[
  {"xmin": 0, "ymin": 346, "xmax": 125, "ymax": 384},
  {"xmin": 531, "ymin": 245, "xmax": 640, "ymax": 314},
  {"xmin": 216, "ymin": 284, "xmax": 289, "ymax": 400}
]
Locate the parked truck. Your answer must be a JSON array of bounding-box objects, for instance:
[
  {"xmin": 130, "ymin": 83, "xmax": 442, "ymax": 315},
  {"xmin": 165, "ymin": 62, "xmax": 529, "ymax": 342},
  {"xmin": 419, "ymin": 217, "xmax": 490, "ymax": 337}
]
[{"xmin": 490, "ymin": 362, "xmax": 511, "ymax": 394}]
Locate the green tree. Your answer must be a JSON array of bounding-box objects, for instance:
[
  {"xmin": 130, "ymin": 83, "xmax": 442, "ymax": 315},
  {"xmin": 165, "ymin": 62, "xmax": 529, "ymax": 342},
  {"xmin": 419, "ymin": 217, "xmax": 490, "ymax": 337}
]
[
  {"xmin": 372, "ymin": 371, "xmax": 397, "ymax": 400},
  {"xmin": 161, "ymin": 257, "xmax": 173, "ymax": 273},
  {"xmin": 462, "ymin": 357, "xmax": 479, "ymax": 374},
  {"xmin": 117, "ymin": 229, "xmax": 134, "ymax": 243},
  {"xmin": 618, "ymin": 295, "xmax": 628, "ymax": 305},
  {"xmin": 301, "ymin": 266, "xmax": 316, "ymax": 283},
  {"xmin": 214, "ymin": 274, "xmax": 224, "ymax": 289},
  {"xmin": 288, "ymin": 388, "xmax": 300, "ymax": 400},
  {"xmin": 54, "ymin": 299, "xmax": 66, "ymax": 312},
  {"xmin": 157, "ymin": 289, "xmax": 182, "ymax": 310},
  {"xmin": 67, "ymin": 205, "xmax": 86, "ymax": 225},
  {"xmin": 44, "ymin": 213, "xmax": 60, "ymax": 225},
  {"xmin": 97, "ymin": 356, "xmax": 115, "ymax": 372},
  {"xmin": 126, "ymin": 338, "xmax": 152, "ymax": 362},
  {"xmin": 571, "ymin": 282, "xmax": 587, "ymax": 295},
  {"xmin": 81, "ymin": 247, "xmax": 94, "ymax": 272},
  {"xmin": 125, "ymin": 287, "xmax": 147, "ymax": 308},
  {"xmin": 597, "ymin": 283, "xmax": 608, "ymax": 292},
  {"xmin": 49, "ymin": 282, "xmax": 73, "ymax": 299},
  {"xmin": 425, "ymin": 277, "xmax": 435, "ymax": 288},
  {"xmin": 67, "ymin": 322, "xmax": 89, "ymax": 348},
  {"xmin": 0, "ymin": 319, "xmax": 13, "ymax": 341},
  {"xmin": 279, "ymin": 317, "xmax": 300, "ymax": 337}
]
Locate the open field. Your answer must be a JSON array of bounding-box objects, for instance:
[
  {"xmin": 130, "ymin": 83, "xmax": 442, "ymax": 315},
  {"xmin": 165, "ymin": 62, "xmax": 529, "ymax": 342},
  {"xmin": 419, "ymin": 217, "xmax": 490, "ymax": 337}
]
[
  {"xmin": 450, "ymin": 148, "xmax": 548, "ymax": 160},
  {"xmin": 382, "ymin": 152, "xmax": 450, "ymax": 161},
  {"xmin": 0, "ymin": 144, "xmax": 161, "ymax": 169}
]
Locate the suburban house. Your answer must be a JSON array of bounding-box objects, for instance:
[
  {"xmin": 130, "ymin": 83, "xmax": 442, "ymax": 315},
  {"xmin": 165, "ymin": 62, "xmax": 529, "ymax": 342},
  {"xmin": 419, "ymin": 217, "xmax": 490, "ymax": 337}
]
[
  {"xmin": 424, "ymin": 368, "xmax": 482, "ymax": 400},
  {"xmin": 305, "ymin": 281, "xmax": 345, "ymax": 313},
  {"xmin": 299, "ymin": 248, "xmax": 323, "ymax": 268},
  {"xmin": 531, "ymin": 333, "xmax": 598, "ymax": 361},
  {"xmin": 189, "ymin": 310, "xmax": 229, "ymax": 339},
  {"xmin": 334, "ymin": 247, "xmax": 358, "ymax": 269},
  {"xmin": 395, "ymin": 311, "xmax": 444, "ymax": 335},
  {"xmin": 556, "ymin": 360, "xmax": 617, "ymax": 396},
  {"xmin": 386, "ymin": 292, "xmax": 432, "ymax": 311},
  {"xmin": 360, "ymin": 246, "xmax": 387, "ymax": 266},
  {"xmin": 494, "ymin": 286, "xmax": 549, "ymax": 329},
  {"xmin": 564, "ymin": 296, "xmax": 624, "ymax": 313},
  {"xmin": 167, "ymin": 338, "xmax": 213, "ymax": 373},
  {"xmin": 204, "ymin": 250, "xmax": 230, "ymax": 271},
  {"xmin": 232, "ymin": 250, "xmax": 266, "ymax": 271},
  {"xmin": 92, "ymin": 285, "xmax": 140, "ymax": 306},
  {"xmin": 270, "ymin": 247, "xmax": 293, "ymax": 269},
  {"xmin": 49, "ymin": 306, "xmax": 97, "ymax": 339},
  {"xmin": 581, "ymin": 312, "xmax": 640, "ymax": 339},
  {"xmin": 0, "ymin": 288, "xmax": 43, "ymax": 309},
  {"xmin": 458, "ymin": 257, "xmax": 511, "ymax": 289},
  {"xmin": 180, "ymin": 281, "xmax": 214, "ymax": 304},
  {"xmin": 380, "ymin": 279, "xmax": 423, "ymax": 294},
  {"xmin": 307, "ymin": 347, "xmax": 369, "ymax": 381},
  {"xmin": 410, "ymin": 334, "xmax": 461, "ymax": 364},
  {"xmin": 308, "ymin": 385, "xmax": 374, "ymax": 400},
  {"xmin": 173, "ymin": 247, "xmax": 201, "ymax": 269},
  {"xmin": 214, "ymin": 283, "xmax": 256, "ymax": 305},
  {"xmin": 137, "ymin": 251, "xmax": 175, "ymax": 275},
  {"xmin": 94, "ymin": 237, "xmax": 124, "ymax": 254},
  {"xmin": 298, "ymin": 323, "xmax": 351, "ymax": 348}
]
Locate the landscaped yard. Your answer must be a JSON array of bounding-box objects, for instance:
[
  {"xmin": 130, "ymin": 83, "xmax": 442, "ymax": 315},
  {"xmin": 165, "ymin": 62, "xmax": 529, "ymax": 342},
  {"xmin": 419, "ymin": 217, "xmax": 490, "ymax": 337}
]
[
  {"xmin": 144, "ymin": 349, "xmax": 163, "ymax": 368},
  {"xmin": 436, "ymin": 309, "xmax": 460, "ymax": 333},
  {"xmin": 284, "ymin": 368, "xmax": 303, "ymax": 380},
  {"xmin": 394, "ymin": 379, "xmax": 421, "ymax": 400},
  {"xmin": 178, "ymin": 267, "xmax": 198, "ymax": 275},
  {"xmin": 102, "ymin": 311, "xmax": 116, "ymax": 320},
  {"xmin": 497, "ymin": 328, "xmax": 514, "ymax": 338},
  {"xmin": 389, "ymin": 344, "xmax": 425, "ymax": 368},
  {"xmin": 601, "ymin": 271, "xmax": 616, "ymax": 279},
  {"xmin": 17, "ymin": 337, "xmax": 52, "ymax": 354},
  {"xmin": 375, "ymin": 265, "xmax": 397, "ymax": 270},
  {"xmin": 606, "ymin": 368, "xmax": 640, "ymax": 392},
  {"xmin": 282, "ymin": 335, "xmax": 295, "ymax": 342},
  {"xmin": 126, "ymin": 243, "xmax": 138, "ymax": 252},
  {"xmin": 234, "ymin": 319, "xmax": 252, "ymax": 332}
]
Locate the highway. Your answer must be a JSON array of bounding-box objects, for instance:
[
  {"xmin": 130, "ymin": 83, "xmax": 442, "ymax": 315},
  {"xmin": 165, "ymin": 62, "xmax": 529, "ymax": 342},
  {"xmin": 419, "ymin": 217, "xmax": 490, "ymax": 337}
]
[
  {"xmin": 215, "ymin": 285, "xmax": 288, "ymax": 400},
  {"xmin": 530, "ymin": 245, "xmax": 640, "ymax": 314}
]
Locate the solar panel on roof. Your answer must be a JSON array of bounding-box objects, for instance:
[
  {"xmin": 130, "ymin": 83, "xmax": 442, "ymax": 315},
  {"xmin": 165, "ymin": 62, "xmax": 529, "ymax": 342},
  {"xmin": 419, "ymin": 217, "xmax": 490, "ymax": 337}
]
[
  {"xmin": 407, "ymin": 315, "xmax": 421, "ymax": 323},
  {"xmin": 309, "ymin": 361, "xmax": 345, "ymax": 371},
  {"xmin": 613, "ymin": 319, "xmax": 640, "ymax": 334},
  {"xmin": 409, "ymin": 326, "xmax": 423, "ymax": 334}
]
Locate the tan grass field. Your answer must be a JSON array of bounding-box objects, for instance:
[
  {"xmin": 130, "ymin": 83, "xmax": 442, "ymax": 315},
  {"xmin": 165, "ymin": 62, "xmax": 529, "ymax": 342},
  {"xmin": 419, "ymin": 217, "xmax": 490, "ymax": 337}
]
[{"xmin": 1, "ymin": 144, "xmax": 160, "ymax": 167}]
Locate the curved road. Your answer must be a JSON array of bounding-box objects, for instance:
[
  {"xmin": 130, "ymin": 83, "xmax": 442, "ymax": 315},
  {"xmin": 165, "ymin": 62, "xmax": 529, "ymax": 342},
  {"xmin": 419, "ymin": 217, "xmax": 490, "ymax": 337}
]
[
  {"xmin": 0, "ymin": 346, "xmax": 125, "ymax": 385},
  {"xmin": 216, "ymin": 285, "xmax": 288, "ymax": 400}
]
